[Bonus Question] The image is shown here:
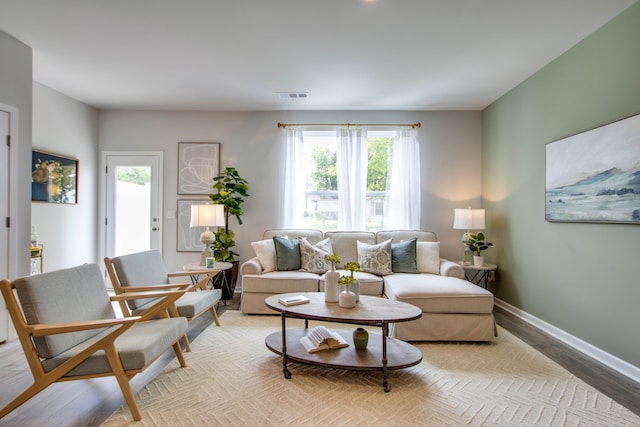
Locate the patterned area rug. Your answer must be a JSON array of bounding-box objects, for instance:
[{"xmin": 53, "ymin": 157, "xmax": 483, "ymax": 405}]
[{"xmin": 102, "ymin": 311, "xmax": 639, "ymax": 426}]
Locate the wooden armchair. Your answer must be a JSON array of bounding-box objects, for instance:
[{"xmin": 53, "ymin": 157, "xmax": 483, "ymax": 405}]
[
  {"xmin": 0, "ymin": 263, "xmax": 188, "ymax": 421},
  {"xmin": 104, "ymin": 249, "xmax": 222, "ymax": 352}
]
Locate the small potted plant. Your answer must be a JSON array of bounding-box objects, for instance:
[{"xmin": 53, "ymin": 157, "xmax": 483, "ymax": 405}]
[
  {"xmin": 464, "ymin": 232, "xmax": 495, "ymax": 267},
  {"xmin": 337, "ymin": 261, "xmax": 361, "ymax": 308}
]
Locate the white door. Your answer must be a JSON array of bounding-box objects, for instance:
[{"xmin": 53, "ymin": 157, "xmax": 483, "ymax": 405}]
[
  {"xmin": 0, "ymin": 110, "xmax": 9, "ymax": 343},
  {"xmin": 102, "ymin": 152, "xmax": 163, "ymax": 261}
]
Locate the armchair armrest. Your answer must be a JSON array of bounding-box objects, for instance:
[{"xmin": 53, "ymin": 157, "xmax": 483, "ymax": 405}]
[
  {"xmin": 439, "ymin": 259, "xmax": 465, "ymax": 279},
  {"xmin": 111, "ymin": 289, "xmax": 185, "ymax": 320},
  {"xmin": 28, "ymin": 316, "xmax": 142, "ymax": 336},
  {"xmin": 120, "ymin": 283, "xmax": 190, "ymax": 292},
  {"xmin": 240, "ymin": 257, "xmax": 262, "ymax": 276}
]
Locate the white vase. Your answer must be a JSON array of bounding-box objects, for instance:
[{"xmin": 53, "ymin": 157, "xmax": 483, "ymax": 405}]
[
  {"xmin": 352, "ymin": 278, "xmax": 360, "ymax": 302},
  {"xmin": 324, "ymin": 270, "xmax": 339, "ymax": 302},
  {"xmin": 473, "ymin": 255, "xmax": 484, "ymax": 267},
  {"xmin": 339, "ymin": 289, "xmax": 357, "ymax": 308}
]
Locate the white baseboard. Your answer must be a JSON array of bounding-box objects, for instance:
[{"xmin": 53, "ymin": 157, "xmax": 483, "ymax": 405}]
[{"xmin": 494, "ymin": 298, "xmax": 640, "ymax": 384}]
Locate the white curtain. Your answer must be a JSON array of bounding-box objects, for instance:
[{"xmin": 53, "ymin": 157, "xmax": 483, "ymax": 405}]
[
  {"xmin": 283, "ymin": 127, "xmax": 305, "ymax": 228},
  {"xmin": 384, "ymin": 127, "xmax": 421, "ymax": 229},
  {"xmin": 337, "ymin": 127, "xmax": 368, "ymax": 230}
]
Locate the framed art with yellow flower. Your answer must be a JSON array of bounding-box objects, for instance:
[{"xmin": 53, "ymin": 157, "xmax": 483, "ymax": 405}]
[{"xmin": 31, "ymin": 150, "xmax": 78, "ymax": 204}]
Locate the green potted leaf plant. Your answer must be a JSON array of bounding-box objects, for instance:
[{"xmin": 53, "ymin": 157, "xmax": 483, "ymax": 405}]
[
  {"xmin": 464, "ymin": 232, "xmax": 494, "ymax": 267},
  {"xmin": 209, "ymin": 167, "xmax": 249, "ymax": 297}
]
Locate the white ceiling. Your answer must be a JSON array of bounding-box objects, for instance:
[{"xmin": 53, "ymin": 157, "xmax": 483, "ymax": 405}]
[{"xmin": 0, "ymin": 0, "xmax": 636, "ymax": 111}]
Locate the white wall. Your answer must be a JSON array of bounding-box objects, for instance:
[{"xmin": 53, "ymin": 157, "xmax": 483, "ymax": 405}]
[
  {"xmin": 98, "ymin": 110, "xmax": 482, "ymax": 273},
  {"xmin": 0, "ymin": 31, "xmax": 32, "ymax": 279},
  {"xmin": 32, "ymin": 83, "xmax": 99, "ymax": 272}
]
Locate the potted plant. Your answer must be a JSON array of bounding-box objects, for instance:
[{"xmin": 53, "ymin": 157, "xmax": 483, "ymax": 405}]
[
  {"xmin": 209, "ymin": 167, "xmax": 249, "ymax": 297},
  {"xmin": 337, "ymin": 261, "xmax": 360, "ymax": 308},
  {"xmin": 464, "ymin": 232, "xmax": 494, "ymax": 267}
]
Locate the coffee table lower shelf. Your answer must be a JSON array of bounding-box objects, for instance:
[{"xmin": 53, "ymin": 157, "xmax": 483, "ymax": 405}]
[{"xmin": 265, "ymin": 328, "xmax": 422, "ymax": 391}]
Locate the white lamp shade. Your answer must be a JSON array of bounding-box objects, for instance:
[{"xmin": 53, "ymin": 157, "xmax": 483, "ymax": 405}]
[
  {"xmin": 190, "ymin": 204, "xmax": 225, "ymax": 228},
  {"xmin": 453, "ymin": 208, "xmax": 485, "ymax": 230}
]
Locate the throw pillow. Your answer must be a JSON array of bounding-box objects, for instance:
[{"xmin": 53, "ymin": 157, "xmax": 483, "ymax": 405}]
[
  {"xmin": 391, "ymin": 238, "xmax": 419, "ymax": 273},
  {"xmin": 251, "ymin": 235, "xmax": 287, "ymax": 273},
  {"xmin": 357, "ymin": 239, "xmax": 393, "ymax": 276},
  {"xmin": 299, "ymin": 237, "xmax": 333, "ymax": 274},
  {"xmin": 273, "ymin": 236, "xmax": 301, "ymax": 271},
  {"xmin": 416, "ymin": 241, "xmax": 440, "ymax": 274}
]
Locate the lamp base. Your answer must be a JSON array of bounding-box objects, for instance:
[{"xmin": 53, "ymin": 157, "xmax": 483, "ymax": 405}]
[{"xmin": 199, "ymin": 230, "xmax": 215, "ymax": 266}]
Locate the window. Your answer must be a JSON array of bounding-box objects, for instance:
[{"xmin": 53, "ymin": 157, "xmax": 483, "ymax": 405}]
[{"xmin": 284, "ymin": 127, "xmax": 421, "ymax": 231}]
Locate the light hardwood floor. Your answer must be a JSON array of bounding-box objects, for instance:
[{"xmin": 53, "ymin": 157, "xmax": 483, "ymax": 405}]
[{"xmin": 0, "ymin": 295, "xmax": 638, "ymax": 426}]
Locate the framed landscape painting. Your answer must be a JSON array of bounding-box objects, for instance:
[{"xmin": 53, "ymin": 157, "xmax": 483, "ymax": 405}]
[
  {"xmin": 31, "ymin": 150, "xmax": 78, "ymax": 204},
  {"xmin": 545, "ymin": 113, "xmax": 640, "ymax": 224}
]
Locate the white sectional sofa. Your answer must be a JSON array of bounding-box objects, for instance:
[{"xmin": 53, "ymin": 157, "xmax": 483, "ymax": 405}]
[{"xmin": 240, "ymin": 229, "xmax": 496, "ymax": 341}]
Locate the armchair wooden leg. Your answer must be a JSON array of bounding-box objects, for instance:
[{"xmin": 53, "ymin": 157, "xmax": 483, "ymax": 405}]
[
  {"xmin": 173, "ymin": 342, "xmax": 188, "ymax": 368},
  {"xmin": 210, "ymin": 306, "xmax": 221, "ymax": 327},
  {"xmin": 0, "ymin": 379, "xmax": 52, "ymax": 419},
  {"xmin": 104, "ymin": 344, "xmax": 141, "ymax": 421},
  {"xmin": 181, "ymin": 334, "xmax": 192, "ymax": 352}
]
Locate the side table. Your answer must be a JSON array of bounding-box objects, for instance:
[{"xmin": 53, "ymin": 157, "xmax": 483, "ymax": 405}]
[
  {"xmin": 183, "ymin": 261, "xmax": 233, "ymax": 303},
  {"xmin": 461, "ymin": 263, "xmax": 497, "ymax": 289}
]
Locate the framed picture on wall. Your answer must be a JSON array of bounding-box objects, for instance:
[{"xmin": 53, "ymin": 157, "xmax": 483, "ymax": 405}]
[
  {"xmin": 545, "ymin": 113, "xmax": 640, "ymax": 224},
  {"xmin": 31, "ymin": 150, "xmax": 78, "ymax": 204},
  {"xmin": 177, "ymin": 142, "xmax": 220, "ymax": 195},
  {"xmin": 177, "ymin": 199, "xmax": 213, "ymax": 252}
]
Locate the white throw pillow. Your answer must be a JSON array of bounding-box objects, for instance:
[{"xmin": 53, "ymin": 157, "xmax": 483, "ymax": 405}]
[
  {"xmin": 357, "ymin": 239, "xmax": 393, "ymax": 276},
  {"xmin": 416, "ymin": 241, "xmax": 440, "ymax": 274},
  {"xmin": 251, "ymin": 236, "xmax": 287, "ymax": 273},
  {"xmin": 299, "ymin": 237, "xmax": 333, "ymax": 274}
]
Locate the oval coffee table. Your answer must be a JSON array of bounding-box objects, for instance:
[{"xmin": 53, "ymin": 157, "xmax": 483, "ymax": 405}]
[{"xmin": 265, "ymin": 292, "xmax": 422, "ymax": 392}]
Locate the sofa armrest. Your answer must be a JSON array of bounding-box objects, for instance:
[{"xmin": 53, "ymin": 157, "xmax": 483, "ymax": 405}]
[
  {"xmin": 240, "ymin": 257, "xmax": 263, "ymax": 276},
  {"xmin": 439, "ymin": 259, "xmax": 465, "ymax": 279}
]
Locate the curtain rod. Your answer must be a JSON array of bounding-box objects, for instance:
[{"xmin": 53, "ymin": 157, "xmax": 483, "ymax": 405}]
[{"xmin": 277, "ymin": 122, "xmax": 421, "ymax": 129}]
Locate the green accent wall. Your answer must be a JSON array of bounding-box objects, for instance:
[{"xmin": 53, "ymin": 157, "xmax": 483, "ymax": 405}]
[{"xmin": 483, "ymin": 2, "xmax": 640, "ymax": 367}]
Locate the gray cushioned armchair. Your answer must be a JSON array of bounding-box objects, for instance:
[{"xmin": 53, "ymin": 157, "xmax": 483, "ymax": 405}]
[
  {"xmin": 0, "ymin": 263, "xmax": 188, "ymax": 421},
  {"xmin": 105, "ymin": 249, "xmax": 222, "ymax": 352}
]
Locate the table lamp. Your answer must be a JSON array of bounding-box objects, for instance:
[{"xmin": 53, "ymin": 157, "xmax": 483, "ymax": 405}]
[
  {"xmin": 190, "ymin": 204, "xmax": 225, "ymax": 266},
  {"xmin": 453, "ymin": 207, "xmax": 485, "ymax": 265}
]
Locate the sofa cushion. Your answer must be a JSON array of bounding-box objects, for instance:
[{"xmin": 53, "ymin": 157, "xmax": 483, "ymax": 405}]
[
  {"xmin": 324, "ymin": 231, "xmax": 375, "ymax": 269},
  {"xmin": 299, "ymin": 237, "xmax": 333, "ymax": 274},
  {"xmin": 391, "ymin": 238, "xmax": 419, "ymax": 273},
  {"xmin": 357, "ymin": 239, "xmax": 393, "ymax": 276},
  {"xmin": 251, "ymin": 236, "xmax": 287, "ymax": 273},
  {"xmin": 263, "ymin": 229, "xmax": 323, "ymax": 244},
  {"xmin": 273, "ymin": 236, "xmax": 301, "ymax": 271},
  {"xmin": 384, "ymin": 274, "xmax": 494, "ymax": 314},
  {"xmin": 242, "ymin": 271, "xmax": 320, "ymax": 293},
  {"xmin": 416, "ymin": 241, "xmax": 440, "ymax": 274}
]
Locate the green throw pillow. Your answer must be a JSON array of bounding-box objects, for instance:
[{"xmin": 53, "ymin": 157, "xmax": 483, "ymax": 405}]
[
  {"xmin": 391, "ymin": 238, "xmax": 419, "ymax": 273},
  {"xmin": 273, "ymin": 236, "xmax": 301, "ymax": 271}
]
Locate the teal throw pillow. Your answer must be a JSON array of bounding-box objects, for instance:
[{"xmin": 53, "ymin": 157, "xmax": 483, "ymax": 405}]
[
  {"xmin": 391, "ymin": 238, "xmax": 419, "ymax": 273},
  {"xmin": 273, "ymin": 236, "xmax": 301, "ymax": 271}
]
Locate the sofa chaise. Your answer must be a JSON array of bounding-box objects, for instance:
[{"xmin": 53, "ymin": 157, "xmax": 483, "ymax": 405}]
[{"xmin": 240, "ymin": 229, "xmax": 496, "ymax": 341}]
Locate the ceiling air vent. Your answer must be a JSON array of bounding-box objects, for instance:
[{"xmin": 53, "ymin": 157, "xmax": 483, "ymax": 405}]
[{"xmin": 277, "ymin": 92, "xmax": 309, "ymax": 100}]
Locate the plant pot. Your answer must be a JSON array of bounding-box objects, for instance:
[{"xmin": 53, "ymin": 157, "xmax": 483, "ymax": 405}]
[{"xmin": 473, "ymin": 255, "xmax": 484, "ymax": 267}]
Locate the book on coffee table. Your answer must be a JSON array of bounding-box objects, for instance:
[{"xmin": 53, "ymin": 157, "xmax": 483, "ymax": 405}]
[
  {"xmin": 299, "ymin": 326, "xmax": 349, "ymax": 353},
  {"xmin": 278, "ymin": 295, "xmax": 310, "ymax": 306}
]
